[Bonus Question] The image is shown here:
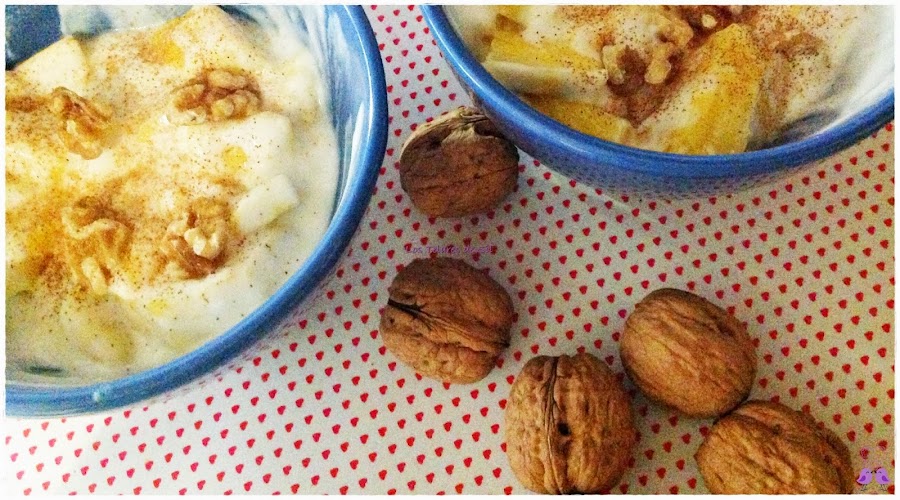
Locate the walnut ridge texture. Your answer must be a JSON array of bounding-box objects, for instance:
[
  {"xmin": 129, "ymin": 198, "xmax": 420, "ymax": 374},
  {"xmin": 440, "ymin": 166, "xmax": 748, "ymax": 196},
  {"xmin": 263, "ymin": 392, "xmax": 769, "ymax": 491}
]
[
  {"xmin": 379, "ymin": 257, "xmax": 514, "ymax": 384},
  {"xmin": 399, "ymin": 106, "xmax": 519, "ymax": 217},
  {"xmin": 695, "ymin": 400, "xmax": 855, "ymax": 494},
  {"xmin": 505, "ymin": 353, "xmax": 637, "ymax": 494},
  {"xmin": 620, "ymin": 288, "xmax": 757, "ymax": 418}
]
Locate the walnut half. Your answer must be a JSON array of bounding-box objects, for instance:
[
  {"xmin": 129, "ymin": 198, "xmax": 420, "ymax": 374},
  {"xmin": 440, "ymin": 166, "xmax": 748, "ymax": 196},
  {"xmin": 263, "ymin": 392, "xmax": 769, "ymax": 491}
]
[
  {"xmin": 168, "ymin": 68, "xmax": 261, "ymax": 125},
  {"xmin": 60, "ymin": 196, "xmax": 131, "ymax": 294},
  {"xmin": 49, "ymin": 87, "xmax": 112, "ymax": 160},
  {"xmin": 163, "ymin": 197, "xmax": 233, "ymax": 278}
]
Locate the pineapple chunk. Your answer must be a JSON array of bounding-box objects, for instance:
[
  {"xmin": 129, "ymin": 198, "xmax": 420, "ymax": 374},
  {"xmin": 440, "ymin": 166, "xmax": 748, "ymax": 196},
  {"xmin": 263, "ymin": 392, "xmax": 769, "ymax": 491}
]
[
  {"xmin": 156, "ymin": 111, "xmax": 295, "ymax": 187},
  {"xmin": 483, "ymin": 28, "xmax": 609, "ymax": 100},
  {"xmin": 639, "ymin": 24, "xmax": 766, "ymax": 155},
  {"xmin": 494, "ymin": 6, "xmax": 530, "ymax": 26},
  {"xmin": 525, "ymin": 95, "xmax": 637, "ymax": 145},
  {"xmin": 8, "ymin": 36, "xmax": 89, "ymax": 96},
  {"xmin": 234, "ymin": 174, "xmax": 301, "ymax": 235},
  {"xmin": 139, "ymin": 15, "xmax": 187, "ymax": 67},
  {"xmin": 163, "ymin": 6, "xmax": 268, "ymax": 73}
]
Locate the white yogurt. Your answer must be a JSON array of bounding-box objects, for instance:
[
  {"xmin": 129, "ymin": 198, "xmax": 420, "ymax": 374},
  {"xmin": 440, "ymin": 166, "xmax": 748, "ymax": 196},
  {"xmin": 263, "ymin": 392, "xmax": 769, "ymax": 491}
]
[{"xmin": 6, "ymin": 6, "xmax": 339, "ymax": 382}]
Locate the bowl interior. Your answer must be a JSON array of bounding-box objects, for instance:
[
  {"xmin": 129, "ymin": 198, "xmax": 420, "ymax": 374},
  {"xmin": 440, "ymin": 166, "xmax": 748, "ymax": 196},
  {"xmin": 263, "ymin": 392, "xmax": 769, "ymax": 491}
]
[
  {"xmin": 5, "ymin": 5, "xmax": 387, "ymax": 416},
  {"xmin": 422, "ymin": 6, "xmax": 894, "ymax": 196}
]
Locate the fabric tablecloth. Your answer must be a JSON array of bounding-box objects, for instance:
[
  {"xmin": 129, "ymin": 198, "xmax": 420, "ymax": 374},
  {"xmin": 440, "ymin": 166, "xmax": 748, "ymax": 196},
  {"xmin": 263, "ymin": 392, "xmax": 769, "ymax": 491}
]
[{"xmin": 3, "ymin": 5, "xmax": 895, "ymax": 495}]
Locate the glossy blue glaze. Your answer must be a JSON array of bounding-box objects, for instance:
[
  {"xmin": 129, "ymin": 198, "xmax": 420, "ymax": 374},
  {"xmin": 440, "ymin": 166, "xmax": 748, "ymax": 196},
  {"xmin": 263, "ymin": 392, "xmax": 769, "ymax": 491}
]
[
  {"xmin": 6, "ymin": 5, "xmax": 387, "ymax": 416},
  {"xmin": 421, "ymin": 6, "xmax": 894, "ymax": 197}
]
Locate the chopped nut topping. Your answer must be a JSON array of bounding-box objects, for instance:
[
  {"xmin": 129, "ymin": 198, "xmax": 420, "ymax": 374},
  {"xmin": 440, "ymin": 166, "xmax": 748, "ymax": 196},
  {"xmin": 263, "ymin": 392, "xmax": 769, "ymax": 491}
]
[
  {"xmin": 49, "ymin": 87, "xmax": 112, "ymax": 160},
  {"xmin": 164, "ymin": 198, "xmax": 233, "ymax": 278},
  {"xmin": 645, "ymin": 42, "xmax": 678, "ymax": 85},
  {"xmin": 60, "ymin": 196, "xmax": 131, "ymax": 294},
  {"xmin": 168, "ymin": 68, "xmax": 261, "ymax": 125},
  {"xmin": 658, "ymin": 15, "xmax": 694, "ymax": 48},
  {"xmin": 207, "ymin": 68, "xmax": 250, "ymax": 90},
  {"xmin": 675, "ymin": 5, "xmax": 739, "ymax": 33},
  {"xmin": 183, "ymin": 227, "xmax": 224, "ymax": 260},
  {"xmin": 601, "ymin": 45, "xmax": 626, "ymax": 85}
]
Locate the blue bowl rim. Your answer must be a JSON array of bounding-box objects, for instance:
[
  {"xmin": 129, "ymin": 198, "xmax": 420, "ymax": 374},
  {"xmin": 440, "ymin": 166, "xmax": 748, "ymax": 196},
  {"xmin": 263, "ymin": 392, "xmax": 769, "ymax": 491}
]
[
  {"xmin": 421, "ymin": 6, "xmax": 895, "ymax": 180},
  {"xmin": 6, "ymin": 5, "xmax": 388, "ymax": 417}
]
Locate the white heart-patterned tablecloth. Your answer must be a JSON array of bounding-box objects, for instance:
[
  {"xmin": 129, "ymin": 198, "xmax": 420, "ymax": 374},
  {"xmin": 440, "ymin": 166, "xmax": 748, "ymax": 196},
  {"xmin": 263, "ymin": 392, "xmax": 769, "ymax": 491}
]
[{"xmin": 3, "ymin": 5, "xmax": 895, "ymax": 495}]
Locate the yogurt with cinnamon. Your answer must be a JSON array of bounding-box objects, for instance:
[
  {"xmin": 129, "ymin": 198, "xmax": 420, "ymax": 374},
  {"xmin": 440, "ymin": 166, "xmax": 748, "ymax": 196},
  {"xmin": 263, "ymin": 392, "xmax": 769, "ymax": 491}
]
[
  {"xmin": 6, "ymin": 6, "xmax": 338, "ymax": 382},
  {"xmin": 449, "ymin": 5, "xmax": 885, "ymax": 154}
]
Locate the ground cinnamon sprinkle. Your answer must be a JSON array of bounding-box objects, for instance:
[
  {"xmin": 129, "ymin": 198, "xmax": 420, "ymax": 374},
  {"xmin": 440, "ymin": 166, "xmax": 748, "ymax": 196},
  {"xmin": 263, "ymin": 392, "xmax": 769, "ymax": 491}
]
[
  {"xmin": 553, "ymin": 5, "xmax": 838, "ymax": 127},
  {"xmin": 454, "ymin": 4, "xmax": 866, "ymax": 153},
  {"xmin": 6, "ymin": 6, "xmax": 339, "ymax": 380}
]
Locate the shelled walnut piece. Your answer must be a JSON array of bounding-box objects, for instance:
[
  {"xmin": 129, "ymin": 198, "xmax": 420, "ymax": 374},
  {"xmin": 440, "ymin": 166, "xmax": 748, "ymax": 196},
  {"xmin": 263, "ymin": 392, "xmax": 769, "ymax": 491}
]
[
  {"xmin": 60, "ymin": 196, "xmax": 131, "ymax": 295},
  {"xmin": 505, "ymin": 353, "xmax": 636, "ymax": 494},
  {"xmin": 163, "ymin": 197, "xmax": 235, "ymax": 279},
  {"xmin": 620, "ymin": 288, "xmax": 756, "ymax": 418},
  {"xmin": 49, "ymin": 87, "xmax": 112, "ymax": 159},
  {"xmin": 696, "ymin": 400, "xmax": 855, "ymax": 494},
  {"xmin": 379, "ymin": 257, "xmax": 514, "ymax": 383},
  {"xmin": 168, "ymin": 68, "xmax": 261, "ymax": 125},
  {"xmin": 399, "ymin": 106, "xmax": 519, "ymax": 217}
]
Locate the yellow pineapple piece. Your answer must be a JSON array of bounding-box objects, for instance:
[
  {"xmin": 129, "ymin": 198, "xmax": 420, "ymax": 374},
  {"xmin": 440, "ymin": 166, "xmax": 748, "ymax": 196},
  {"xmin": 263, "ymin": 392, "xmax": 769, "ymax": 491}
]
[
  {"xmin": 639, "ymin": 24, "xmax": 766, "ymax": 155},
  {"xmin": 525, "ymin": 95, "xmax": 637, "ymax": 145},
  {"xmin": 483, "ymin": 27, "xmax": 608, "ymax": 98},
  {"xmin": 494, "ymin": 6, "xmax": 529, "ymax": 26},
  {"xmin": 222, "ymin": 144, "xmax": 248, "ymax": 171},
  {"xmin": 139, "ymin": 15, "xmax": 186, "ymax": 67},
  {"xmin": 137, "ymin": 6, "xmax": 269, "ymax": 75}
]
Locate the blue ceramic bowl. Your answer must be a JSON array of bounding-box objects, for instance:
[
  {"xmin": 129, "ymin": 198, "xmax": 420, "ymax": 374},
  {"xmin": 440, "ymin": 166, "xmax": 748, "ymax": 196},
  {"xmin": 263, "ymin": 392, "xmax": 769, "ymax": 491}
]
[
  {"xmin": 421, "ymin": 6, "xmax": 894, "ymax": 197},
  {"xmin": 5, "ymin": 5, "xmax": 387, "ymax": 416}
]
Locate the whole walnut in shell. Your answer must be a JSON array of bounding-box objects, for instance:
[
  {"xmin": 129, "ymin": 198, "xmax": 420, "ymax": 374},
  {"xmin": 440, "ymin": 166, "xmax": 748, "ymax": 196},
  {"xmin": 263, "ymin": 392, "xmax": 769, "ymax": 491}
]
[
  {"xmin": 696, "ymin": 400, "xmax": 855, "ymax": 494},
  {"xmin": 399, "ymin": 106, "xmax": 519, "ymax": 217},
  {"xmin": 620, "ymin": 288, "xmax": 756, "ymax": 418},
  {"xmin": 379, "ymin": 257, "xmax": 514, "ymax": 384},
  {"xmin": 505, "ymin": 353, "xmax": 637, "ymax": 494}
]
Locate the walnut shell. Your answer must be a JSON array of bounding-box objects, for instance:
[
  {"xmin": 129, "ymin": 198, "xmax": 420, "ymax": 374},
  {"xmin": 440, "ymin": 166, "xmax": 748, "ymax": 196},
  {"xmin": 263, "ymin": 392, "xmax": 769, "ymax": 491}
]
[
  {"xmin": 695, "ymin": 400, "xmax": 855, "ymax": 494},
  {"xmin": 379, "ymin": 257, "xmax": 514, "ymax": 383},
  {"xmin": 399, "ymin": 106, "xmax": 519, "ymax": 217},
  {"xmin": 620, "ymin": 288, "xmax": 756, "ymax": 418},
  {"xmin": 505, "ymin": 353, "xmax": 637, "ymax": 494}
]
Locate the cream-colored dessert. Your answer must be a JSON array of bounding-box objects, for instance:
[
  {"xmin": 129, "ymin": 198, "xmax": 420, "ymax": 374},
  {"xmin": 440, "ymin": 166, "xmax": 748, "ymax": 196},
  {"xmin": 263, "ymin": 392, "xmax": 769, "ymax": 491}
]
[
  {"xmin": 448, "ymin": 5, "xmax": 877, "ymax": 154},
  {"xmin": 6, "ymin": 6, "xmax": 338, "ymax": 382}
]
